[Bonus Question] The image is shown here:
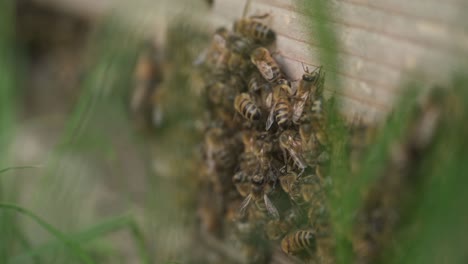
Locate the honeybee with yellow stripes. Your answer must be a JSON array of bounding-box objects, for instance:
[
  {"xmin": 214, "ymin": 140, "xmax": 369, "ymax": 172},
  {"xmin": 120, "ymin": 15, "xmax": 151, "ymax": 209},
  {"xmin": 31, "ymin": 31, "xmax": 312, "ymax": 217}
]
[
  {"xmin": 250, "ymin": 47, "xmax": 283, "ymax": 83},
  {"xmin": 266, "ymin": 79, "xmax": 294, "ymax": 130},
  {"xmin": 279, "ymin": 130, "xmax": 307, "ymax": 174},
  {"xmin": 226, "ymin": 34, "xmax": 256, "ymax": 56},
  {"xmin": 293, "ymin": 65, "xmax": 323, "ymax": 124},
  {"xmin": 239, "ymin": 174, "xmax": 279, "ymax": 219},
  {"xmin": 281, "ymin": 230, "xmax": 316, "ymax": 255},
  {"xmin": 194, "ymin": 27, "xmax": 229, "ymax": 68},
  {"xmin": 234, "ymin": 93, "xmax": 262, "ymax": 121},
  {"xmin": 265, "ymin": 219, "xmax": 291, "ymax": 241},
  {"xmin": 233, "ymin": 13, "xmax": 276, "ymax": 45},
  {"xmin": 232, "ymin": 170, "xmax": 251, "ymax": 197},
  {"xmin": 247, "ymin": 71, "xmax": 268, "ymax": 93}
]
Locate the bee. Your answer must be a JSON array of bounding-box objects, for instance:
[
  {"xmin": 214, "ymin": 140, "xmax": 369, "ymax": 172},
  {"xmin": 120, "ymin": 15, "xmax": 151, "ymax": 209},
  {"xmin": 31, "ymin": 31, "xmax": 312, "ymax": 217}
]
[
  {"xmin": 239, "ymin": 174, "xmax": 279, "ymax": 219},
  {"xmin": 300, "ymin": 97, "xmax": 328, "ymax": 148},
  {"xmin": 293, "ymin": 65, "xmax": 323, "ymax": 124},
  {"xmin": 212, "ymin": 34, "xmax": 254, "ymax": 75},
  {"xmin": 226, "ymin": 34, "xmax": 256, "ymax": 56},
  {"xmin": 204, "ymin": 35, "xmax": 249, "ymax": 76},
  {"xmin": 226, "ymin": 49, "xmax": 252, "ymax": 73},
  {"xmin": 266, "ymin": 79, "xmax": 294, "ymax": 130},
  {"xmin": 243, "ymin": 130, "xmax": 275, "ymax": 154},
  {"xmin": 233, "ymin": 14, "xmax": 276, "ymax": 45},
  {"xmin": 281, "ymin": 230, "xmax": 317, "ymax": 255},
  {"xmin": 207, "ymin": 81, "xmax": 236, "ymax": 108},
  {"xmin": 300, "ymin": 174, "xmax": 324, "ymax": 203},
  {"xmin": 250, "ymin": 47, "xmax": 283, "ymax": 83},
  {"xmin": 233, "ymin": 171, "xmax": 251, "ymax": 197},
  {"xmin": 195, "ymin": 27, "xmax": 228, "ymax": 67},
  {"xmin": 279, "ymin": 170, "xmax": 296, "ymax": 193},
  {"xmin": 301, "ymin": 65, "xmax": 324, "ymax": 97},
  {"xmin": 310, "ymin": 98, "xmax": 328, "ymax": 146},
  {"xmin": 307, "ymin": 202, "xmax": 329, "ymax": 230},
  {"xmin": 204, "ymin": 127, "xmax": 238, "ymax": 172},
  {"xmin": 248, "ymin": 71, "xmax": 268, "ymax": 93},
  {"xmin": 280, "ymin": 172, "xmax": 323, "ymax": 208},
  {"xmin": 130, "ymin": 42, "xmax": 163, "ymax": 130},
  {"xmin": 279, "ymin": 171, "xmax": 302, "ymax": 203},
  {"xmin": 279, "ymin": 130, "xmax": 307, "ymax": 174},
  {"xmin": 239, "ymin": 151, "xmax": 258, "ymax": 174},
  {"xmin": 265, "ymin": 219, "xmax": 291, "ymax": 241},
  {"xmin": 234, "ymin": 93, "xmax": 262, "ymax": 121},
  {"xmin": 299, "ymin": 123, "xmax": 321, "ymax": 163}
]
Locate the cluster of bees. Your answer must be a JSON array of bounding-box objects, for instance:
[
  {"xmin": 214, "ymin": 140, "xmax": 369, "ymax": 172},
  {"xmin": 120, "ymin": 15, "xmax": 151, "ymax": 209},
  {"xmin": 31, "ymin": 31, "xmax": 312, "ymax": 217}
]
[
  {"xmin": 195, "ymin": 11, "xmax": 334, "ymax": 264},
  {"xmin": 127, "ymin": 10, "xmax": 453, "ymax": 264}
]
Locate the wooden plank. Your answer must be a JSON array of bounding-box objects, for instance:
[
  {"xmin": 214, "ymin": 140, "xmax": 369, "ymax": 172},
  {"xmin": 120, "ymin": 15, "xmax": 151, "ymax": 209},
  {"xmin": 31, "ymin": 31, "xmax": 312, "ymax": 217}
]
[
  {"xmin": 32, "ymin": 0, "xmax": 468, "ymax": 122},
  {"xmin": 339, "ymin": 0, "xmax": 468, "ymax": 27},
  {"xmin": 212, "ymin": 0, "xmax": 468, "ymax": 121}
]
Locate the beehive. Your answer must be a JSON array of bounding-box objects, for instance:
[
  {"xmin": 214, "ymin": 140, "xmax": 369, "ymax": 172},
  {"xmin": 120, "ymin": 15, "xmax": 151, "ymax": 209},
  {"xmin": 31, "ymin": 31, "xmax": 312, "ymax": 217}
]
[
  {"xmin": 23, "ymin": 0, "xmax": 468, "ymax": 263},
  {"xmin": 36, "ymin": 0, "xmax": 468, "ymax": 122}
]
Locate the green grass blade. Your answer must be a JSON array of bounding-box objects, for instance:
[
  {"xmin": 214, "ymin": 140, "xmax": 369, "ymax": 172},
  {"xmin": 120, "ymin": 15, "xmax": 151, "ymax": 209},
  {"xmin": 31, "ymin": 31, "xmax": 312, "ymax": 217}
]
[
  {"xmin": 0, "ymin": 203, "xmax": 94, "ymax": 264},
  {"xmin": 0, "ymin": 0, "xmax": 18, "ymax": 262},
  {"xmin": 0, "ymin": 166, "xmax": 41, "ymax": 175},
  {"xmin": 9, "ymin": 214, "xmax": 150, "ymax": 264}
]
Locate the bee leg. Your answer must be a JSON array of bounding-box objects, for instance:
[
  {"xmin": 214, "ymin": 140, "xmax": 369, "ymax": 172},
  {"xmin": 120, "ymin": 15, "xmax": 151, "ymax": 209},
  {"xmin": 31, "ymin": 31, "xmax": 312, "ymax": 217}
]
[
  {"xmin": 269, "ymin": 168, "xmax": 279, "ymax": 190},
  {"xmin": 270, "ymin": 50, "xmax": 281, "ymax": 57},
  {"xmin": 249, "ymin": 13, "xmax": 270, "ymax": 20},
  {"xmin": 241, "ymin": 0, "xmax": 252, "ymax": 18},
  {"xmin": 282, "ymin": 149, "xmax": 288, "ymax": 167},
  {"xmin": 264, "ymin": 194, "xmax": 279, "ymax": 219},
  {"xmin": 239, "ymin": 194, "xmax": 252, "ymax": 219},
  {"xmin": 193, "ymin": 48, "xmax": 208, "ymax": 66},
  {"xmin": 298, "ymin": 167, "xmax": 305, "ymax": 177}
]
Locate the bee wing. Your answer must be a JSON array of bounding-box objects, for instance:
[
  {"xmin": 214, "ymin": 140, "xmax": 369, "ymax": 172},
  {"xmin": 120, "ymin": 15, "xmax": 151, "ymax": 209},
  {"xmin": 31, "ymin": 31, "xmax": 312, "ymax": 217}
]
[
  {"xmin": 152, "ymin": 105, "xmax": 164, "ymax": 127},
  {"xmin": 212, "ymin": 34, "xmax": 227, "ymax": 50},
  {"xmin": 264, "ymin": 194, "xmax": 280, "ymax": 219},
  {"xmin": 287, "ymin": 147, "xmax": 307, "ymax": 170},
  {"xmin": 292, "ymin": 95, "xmax": 308, "ymax": 123},
  {"xmin": 239, "ymin": 194, "xmax": 253, "ymax": 217},
  {"xmin": 265, "ymin": 91, "xmax": 273, "ymax": 109},
  {"xmin": 292, "ymin": 104, "xmax": 303, "ymax": 123},
  {"xmin": 257, "ymin": 61, "xmax": 275, "ymax": 80},
  {"xmin": 279, "ymin": 176, "xmax": 290, "ymax": 193},
  {"xmin": 266, "ymin": 102, "xmax": 277, "ymax": 130},
  {"xmin": 193, "ymin": 48, "xmax": 208, "ymax": 66}
]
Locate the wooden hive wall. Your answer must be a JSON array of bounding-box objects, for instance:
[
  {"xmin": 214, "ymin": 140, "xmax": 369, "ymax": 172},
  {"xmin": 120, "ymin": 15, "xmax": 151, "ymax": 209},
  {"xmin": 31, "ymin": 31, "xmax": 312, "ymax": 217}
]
[
  {"xmin": 34, "ymin": 0, "xmax": 468, "ymax": 123},
  {"xmin": 210, "ymin": 0, "xmax": 468, "ymax": 123}
]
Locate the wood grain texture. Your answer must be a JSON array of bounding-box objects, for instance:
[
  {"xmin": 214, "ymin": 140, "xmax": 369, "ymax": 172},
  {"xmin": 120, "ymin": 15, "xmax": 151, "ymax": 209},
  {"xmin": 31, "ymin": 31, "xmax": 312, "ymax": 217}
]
[
  {"xmin": 33, "ymin": 0, "xmax": 468, "ymax": 123},
  {"xmin": 210, "ymin": 0, "xmax": 468, "ymax": 123}
]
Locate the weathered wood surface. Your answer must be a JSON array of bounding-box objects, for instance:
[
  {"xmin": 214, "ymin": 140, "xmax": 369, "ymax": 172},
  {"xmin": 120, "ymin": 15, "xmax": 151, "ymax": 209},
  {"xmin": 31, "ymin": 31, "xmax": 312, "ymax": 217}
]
[
  {"xmin": 35, "ymin": 0, "xmax": 468, "ymax": 122},
  {"xmin": 211, "ymin": 0, "xmax": 468, "ymax": 122}
]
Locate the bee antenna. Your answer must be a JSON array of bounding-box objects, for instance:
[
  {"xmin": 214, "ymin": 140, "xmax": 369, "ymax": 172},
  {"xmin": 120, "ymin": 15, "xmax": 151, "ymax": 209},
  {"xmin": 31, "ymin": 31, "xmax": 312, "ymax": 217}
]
[
  {"xmin": 242, "ymin": 0, "xmax": 252, "ymax": 18},
  {"xmin": 311, "ymin": 65, "xmax": 321, "ymax": 75}
]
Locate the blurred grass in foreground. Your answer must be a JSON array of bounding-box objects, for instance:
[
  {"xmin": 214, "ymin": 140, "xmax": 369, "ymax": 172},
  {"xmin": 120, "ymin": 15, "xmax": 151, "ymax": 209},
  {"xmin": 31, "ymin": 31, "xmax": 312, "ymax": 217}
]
[
  {"xmin": 301, "ymin": 0, "xmax": 468, "ymax": 263},
  {"xmin": 1, "ymin": 5, "xmax": 151, "ymax": 263},
  {"xmin": 0, "ymin": 0, "xmax": 19, "ymax": 263}
]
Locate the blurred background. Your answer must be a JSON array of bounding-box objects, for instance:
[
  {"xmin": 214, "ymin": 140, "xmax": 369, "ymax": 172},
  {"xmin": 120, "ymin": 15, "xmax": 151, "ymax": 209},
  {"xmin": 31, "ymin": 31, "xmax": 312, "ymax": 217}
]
[{"xmin": 1, "ymin": 0, "xmax": 468, "ymax": 263}]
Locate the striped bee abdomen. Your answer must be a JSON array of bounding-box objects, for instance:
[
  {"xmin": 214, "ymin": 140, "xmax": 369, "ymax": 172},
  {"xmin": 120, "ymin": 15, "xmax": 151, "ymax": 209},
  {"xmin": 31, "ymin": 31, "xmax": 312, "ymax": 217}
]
[
  {"xmin": 235, "ymin": 93, "xmax": 261, "ymax": 121},
  {"xmin": 275, "ymin": 97, "xmax": 291, "ymax": 127},
  {"xmin": 281, "ymin": 230, "xmax": 316, "ymax": 255}
]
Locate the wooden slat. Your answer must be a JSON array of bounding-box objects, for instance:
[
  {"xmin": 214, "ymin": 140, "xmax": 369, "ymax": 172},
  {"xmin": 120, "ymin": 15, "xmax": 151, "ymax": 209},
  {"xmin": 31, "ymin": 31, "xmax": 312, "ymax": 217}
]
[
  {"xmin": 339, "ymin": 0, "xmax": 468, "ymax": 27},
  {"xmin": 211, "ymin": 0, "xmax": 468, "ymax": 122},
  {"xmin": 32, "ymin": 0, "xmax": 468, "ymax": 123}
]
